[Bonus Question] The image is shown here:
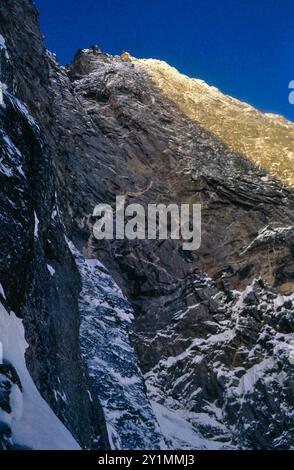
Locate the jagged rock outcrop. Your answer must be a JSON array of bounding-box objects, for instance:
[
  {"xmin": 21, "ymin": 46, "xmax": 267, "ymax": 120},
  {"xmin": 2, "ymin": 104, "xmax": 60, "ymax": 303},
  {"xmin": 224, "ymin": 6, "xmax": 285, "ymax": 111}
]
[
  {"xmin": 144, "ymin": 279, "xmax": 294, "ymax": 449},
  {"xmin": 0, "ymin": 0, "xmax": 293, "ymax": 450}
]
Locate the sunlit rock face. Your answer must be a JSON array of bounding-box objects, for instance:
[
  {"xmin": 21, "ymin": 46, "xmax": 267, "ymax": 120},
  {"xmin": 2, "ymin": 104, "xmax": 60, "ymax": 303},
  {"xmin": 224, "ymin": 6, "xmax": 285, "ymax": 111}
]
[{"xmin": 125, "ymin": 54, "xmax": 294, "ymax": 188}]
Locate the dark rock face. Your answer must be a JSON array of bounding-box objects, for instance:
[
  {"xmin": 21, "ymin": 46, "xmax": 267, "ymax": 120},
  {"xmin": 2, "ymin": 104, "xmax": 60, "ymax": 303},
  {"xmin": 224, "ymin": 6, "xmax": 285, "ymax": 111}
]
[
  {"xmin": 0, "ymin": 0, "xmax": 293, "ymax": 450},
  {"xmin": 47, "ymin": 50, "xmax": 294, "ymax": 448},
  {"xmin": 0, "ymin": 0, "xmax": 109, "ymax": 450},
  {"xmin": 144, "ymin": 279, "xmax": 294, "ymax": 449}
]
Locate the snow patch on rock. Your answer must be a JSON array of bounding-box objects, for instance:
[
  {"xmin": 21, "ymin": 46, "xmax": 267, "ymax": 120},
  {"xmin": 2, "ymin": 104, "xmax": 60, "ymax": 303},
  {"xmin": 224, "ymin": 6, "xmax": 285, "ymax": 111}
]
[
  {"xmin": 0, "ymin": 283, "xmax": 6, "ymax": 300},
  {"xmin": 34, "ymin": 212, "xmax": 39, "ymax": 239},
  {"xmin": 0, "ymin": 35, "xmax": 9, "ymax": 60}
]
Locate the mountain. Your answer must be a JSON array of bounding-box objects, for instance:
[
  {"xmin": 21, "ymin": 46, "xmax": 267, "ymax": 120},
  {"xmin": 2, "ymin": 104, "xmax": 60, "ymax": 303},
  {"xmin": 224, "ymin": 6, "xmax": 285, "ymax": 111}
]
[{"xmin": 0, "ymin": 0, "xmax": 293, "ymax": 450}]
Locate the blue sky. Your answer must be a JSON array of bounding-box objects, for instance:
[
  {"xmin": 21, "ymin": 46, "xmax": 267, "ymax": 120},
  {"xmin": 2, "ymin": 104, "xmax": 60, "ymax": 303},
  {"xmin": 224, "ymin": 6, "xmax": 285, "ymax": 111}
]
[{"xmin": 35, "ymin": 0, "xmax": 294, "ymax": 120}]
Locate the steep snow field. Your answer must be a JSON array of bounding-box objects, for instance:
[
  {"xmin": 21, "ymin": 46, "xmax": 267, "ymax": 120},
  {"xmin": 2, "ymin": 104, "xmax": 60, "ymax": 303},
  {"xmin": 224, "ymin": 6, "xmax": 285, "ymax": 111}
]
[{"xmin": 0, "ymin": 301, "xmax": 80, "ymax": 450}]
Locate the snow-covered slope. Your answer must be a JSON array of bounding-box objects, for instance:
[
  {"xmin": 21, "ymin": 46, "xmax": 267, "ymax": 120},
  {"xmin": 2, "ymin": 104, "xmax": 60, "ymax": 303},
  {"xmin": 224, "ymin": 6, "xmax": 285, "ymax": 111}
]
[
  {"xmin": 143, "ymin": 279, "xmax": 294, "ymax": 449},
  {"xmin": 0, "ymin": 301, "xmax": 80, "ymax": 450}
]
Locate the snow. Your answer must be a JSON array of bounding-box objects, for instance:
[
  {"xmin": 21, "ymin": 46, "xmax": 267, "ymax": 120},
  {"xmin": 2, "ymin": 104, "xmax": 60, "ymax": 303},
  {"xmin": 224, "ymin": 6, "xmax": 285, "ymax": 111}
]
[
  {"xmin": 34, "ymin": 212, "xmax": 39, "ymax": 239},
  {"xmin": 0, "ymin": 34, "xmax": 10, "ymax": 107},
  {"xmin": 157, "ymin": 337, "xmax": 205, "ymax": 370},
  {"xmin": 0, "ymin": 131, "xmax": 25, "ymax": 179},
  {"xmin": 173, "ymin": 302, "xmax": 200, "ymax": 321},
  {"xmin": 53, "ymin": 389, "xmax": 67, "ymax": 404},
  {"xmin": 5, "ymin": 91, "xmax": 40, "ymax": 129},
  {"xmin": 51, "ymin": 209, "xmax": 57, "ymax": 220},
  {"xmin": 47, "ymin": 264, "xmax": 55, "ymax": 277},
  {"xmin": 143, "ymin": 274, "xmax": 294, "ymax": 449},
  {"xmin": 0, "ymin": 282, "xmax": 6, "ymax": 300},
  {"xmin": 241, "ymin": 225, "xmax": 294, "ymax": 254},
  {"xmin": 235, "ymin": 283, "xmax": 254, "ymax": 307},
  {"xmin": 0, "ymin": 302, "xmax": 80, "ymax": 449},
  {"xmin": 205, "ymin": 328, "xmax": 235, "ymax": 345},
  {"xmin": 289, "ymin": 341, "xmax": 294, "ymax": 365},
  {"xmin": 0, "ymin": 35, "xmax": 5, "ymax": 48},
  {"xmin": 235, "ymin": 358, "xmax": 274, "ymax": 396},
  {"xmin": 160, "ymin": 349, "xmax": 194, "ymax": 368},
  {"xmin": 2, "ymin": 135, "xmax": 22, "ymax": 157},
  {"xmin": 16, "ymin": 165, "xmax": 25, "ymax": 177},
  {"xmin": 67, "ymin": 240, "xmax": 162, "ymax": 450},
  {"xmin": 274, "ymin": 292, "xmax": 294, "ymax": 310},
  {"xmin": 0, "ymin": 34, "xmax": 9, "ymax": 59},
  {"xmin": 151, "ymin": 401, "xmax": 231, "ymax": 450},
  {"xmin": 0, "ymin": 81, "xmax": 7, "ymax": 107},
  {"xmin": 0, "ymin": 162, "xmax": 13, "ymax": 177}
]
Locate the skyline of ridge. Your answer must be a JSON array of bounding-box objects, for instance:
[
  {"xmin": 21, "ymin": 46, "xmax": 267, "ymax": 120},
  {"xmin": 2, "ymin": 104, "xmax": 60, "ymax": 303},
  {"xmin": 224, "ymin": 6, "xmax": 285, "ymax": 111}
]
[{"xmin": 35, "ymin": 0, "xmax": 294, "ymax": 122}]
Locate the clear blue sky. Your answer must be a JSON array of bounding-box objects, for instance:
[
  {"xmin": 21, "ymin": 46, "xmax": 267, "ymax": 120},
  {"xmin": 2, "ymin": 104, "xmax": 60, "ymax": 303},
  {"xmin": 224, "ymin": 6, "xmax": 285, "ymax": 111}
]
[{"xmin": 35, "ymin": 0, "xmax": 294, "ymax": 121}]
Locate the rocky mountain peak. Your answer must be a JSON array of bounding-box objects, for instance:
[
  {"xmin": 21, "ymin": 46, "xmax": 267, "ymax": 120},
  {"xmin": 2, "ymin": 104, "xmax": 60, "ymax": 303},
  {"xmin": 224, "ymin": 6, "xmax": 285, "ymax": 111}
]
[{"xmin": 128, "ymin": 55, "xmax": 294, "ymax": 188}]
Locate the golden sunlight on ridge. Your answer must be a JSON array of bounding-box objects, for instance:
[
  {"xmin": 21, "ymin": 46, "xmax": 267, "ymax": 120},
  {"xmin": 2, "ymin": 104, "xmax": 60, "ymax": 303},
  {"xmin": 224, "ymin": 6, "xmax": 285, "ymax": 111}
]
[{"xmin": 122, "ymin": 53, "xmax": 294, "ymax": 188}]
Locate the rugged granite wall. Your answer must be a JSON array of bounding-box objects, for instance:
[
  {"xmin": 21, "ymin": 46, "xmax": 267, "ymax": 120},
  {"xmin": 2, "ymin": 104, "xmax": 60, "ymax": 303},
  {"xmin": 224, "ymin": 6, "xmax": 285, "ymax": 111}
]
[
  {"xmin": 0, "ymin": 0, "xmax": 109, "ymax": 449},
  {"xmin": 0, "ymin": 0, "xmax": 293, "ymax": 450},
  {"xmin": 47, "ymin": 47, "xmax": 294, "ymax": 448}
]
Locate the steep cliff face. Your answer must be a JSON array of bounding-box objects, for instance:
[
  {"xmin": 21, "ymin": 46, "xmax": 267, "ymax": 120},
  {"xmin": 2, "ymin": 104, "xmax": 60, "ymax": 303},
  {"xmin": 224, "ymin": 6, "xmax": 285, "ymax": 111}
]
[
  {"xmin": 0, "ymin": 0, "xmax": 162, "ymax": 450},
  {"xmin": 0, "ymin": 0, "xmax": 109, "ymax": 449},
  {"xmin": 0, "ymin": 0, "xmax": 293, "ymax": 450},
  {"xmin": 48, "ymin": 48, "xmax": 294, "ymax": 449}
]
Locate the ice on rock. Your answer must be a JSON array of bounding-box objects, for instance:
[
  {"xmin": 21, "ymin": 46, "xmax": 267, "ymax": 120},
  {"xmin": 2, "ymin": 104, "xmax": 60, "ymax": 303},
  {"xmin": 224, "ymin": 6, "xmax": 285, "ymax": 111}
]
[
  {"xmin": 241, "ymin": 225, "xmax": 294, "ymax": 254},
  {"xmin": 0, "ymin": 162, "xmax": 13, "ymax": 177},
  {"xmin": 46, "ymin": 264, "xmax": 55, "ymax": 276},
  {"xmin": 0, "ymin": 34, "xmax": 9, "ymax": 59},
  {"xmin": 0, "ymin": 34, "xmax": 9, "ymax": 108},
  {"xmin": 143, "ymin": 278, "xmax": 294, "ymax": 449},
  {"xmin": 5, "ymin": 91, "xmax": 40, "ymax": 129},
  {"xmin": 0, "ymin": 283, "xmax": 6, "ymax": 300},
  {"xmin": 34, "ymin": 212, "xmax": 39, "ymax": 239},
  {"xmin": 0, "ymin": 82, "xmax": 7, "ymax": 108}
]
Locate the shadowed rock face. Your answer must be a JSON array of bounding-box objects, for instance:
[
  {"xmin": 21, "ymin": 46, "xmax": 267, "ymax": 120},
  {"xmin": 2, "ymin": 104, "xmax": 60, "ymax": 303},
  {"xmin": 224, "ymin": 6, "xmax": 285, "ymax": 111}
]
[
  {"xmin": 0, "ymin": 0, "xmax": 293, "ymax": 450},
  {"xmin": 47, "ymin": 49, "xmax": 294, "ymax": 447},
  {"xmin": 53, "ymin": 49, "xmax": 294, "ymax": 316},
  {"xmin": 54, "ymin": 48, "xmax": 294, "ymax": 295}
]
